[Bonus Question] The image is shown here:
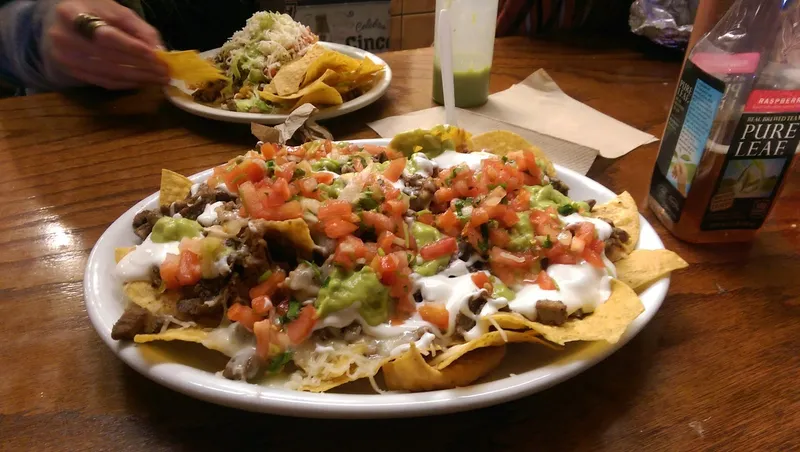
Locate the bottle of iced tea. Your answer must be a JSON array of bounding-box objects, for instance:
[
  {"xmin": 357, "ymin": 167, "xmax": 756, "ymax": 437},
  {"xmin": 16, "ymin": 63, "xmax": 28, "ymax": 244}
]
[{"xmin": 649, "ymin": 0, "xmax": 800, "ymax": 243}]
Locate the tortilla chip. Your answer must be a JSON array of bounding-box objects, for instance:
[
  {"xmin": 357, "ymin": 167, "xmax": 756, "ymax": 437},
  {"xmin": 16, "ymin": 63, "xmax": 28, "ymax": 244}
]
[
  {"xmin": 429, "ymin": 330, "xmax": 556, "ymax": 370},
  {"xmin": 382, "ymin": 343, "xmax": 506, "ymax": 392},
  {"xmin": 255, "ymin": 218, "xmax": 315, "ymax": 256},
  {"xmin": 123, "ymin": 281, "xmax": 180, "ymax": 317},
  {"xmin": 592, "ymin": 191, "xmax": 640, "ymax": 261},
  {"xmin": 159, "ymin": 169, "xmax": 193, "ymax": 207},
  {"xmin": 491, "ymin": 279, "xmax": 644, "ymax": 345},
  {"xmin": 115, "ymin": 247, "xmax": 135, "ymax": 264},
  {"xmin": 134, "ymin": 327, "xmax": 210, "ymax": 345},
  {"xmin": 615, "ymin": 249, "xmax": 688, "ymax": 292},
  {"xmin": 273, "ymin": 45, "xmax": 327, "ymax": 96},
  {"xmin": 260, "ymin": 73, "xmax": 343, "ymax": 109},
  {"xmin": 471, "ymin": 131, "xmax": 555, "ymax": 177},
  {"xmin": 302, "ymin": 50, "xmax": 362, "ymax": 88},
  {"xmin": 156, "ymin": 50, "xmax": 226, "ymax": 86},
  {"xmin": 290, "ymin": 341, "xmax": 387, "ymax": 392}
]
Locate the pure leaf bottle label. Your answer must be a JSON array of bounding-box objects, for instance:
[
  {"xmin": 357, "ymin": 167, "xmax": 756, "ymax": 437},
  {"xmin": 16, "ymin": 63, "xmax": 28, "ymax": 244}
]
[
  {"xmin": 650, "ymin": 61, "xmax": 726, "ymax": 223},
  {"xmin": 700, "ymin": 90, "xmax": 800, "ymax": 230}
]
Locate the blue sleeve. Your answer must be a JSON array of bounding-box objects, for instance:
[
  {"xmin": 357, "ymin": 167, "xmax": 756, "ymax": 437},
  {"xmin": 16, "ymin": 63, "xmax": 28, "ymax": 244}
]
[{"xmin": 0, "ymin": 0, "xmax": 78, "ymax": 92}]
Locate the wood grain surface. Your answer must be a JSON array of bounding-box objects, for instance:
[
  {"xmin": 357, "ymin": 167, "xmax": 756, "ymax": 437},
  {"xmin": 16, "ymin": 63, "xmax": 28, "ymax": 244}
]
[{"xmin": 1, "ymin": 36, "xmax": 798, "ymax": 451}]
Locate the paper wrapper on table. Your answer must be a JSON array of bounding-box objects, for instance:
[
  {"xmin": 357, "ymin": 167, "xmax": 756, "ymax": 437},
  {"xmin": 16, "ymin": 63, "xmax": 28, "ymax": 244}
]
[
  {"xmin": 251, "ymin": 103, "xmax": 333, "ymax": 145},
  {"xmin": 368, "ymin": 69, "xmax": 658, "ymax": 175}
]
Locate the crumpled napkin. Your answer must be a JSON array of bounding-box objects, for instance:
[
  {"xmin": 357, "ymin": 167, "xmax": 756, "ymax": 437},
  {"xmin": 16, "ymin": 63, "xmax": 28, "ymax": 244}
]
[{"xmin": 368, "ymin": 69, "xmax": 658, "ymax": 175}]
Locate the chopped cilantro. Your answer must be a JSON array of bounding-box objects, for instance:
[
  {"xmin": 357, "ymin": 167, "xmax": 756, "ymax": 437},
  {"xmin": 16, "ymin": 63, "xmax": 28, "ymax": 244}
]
[
  {"xmin": 557, "ymin": 204, "xmax": 576, "ymax": 216},
  {"xmin": 292, "ymin": 168, "xmax": 306, "ymax": 179},
  {"xmin": 258, "ymin": 270, "xmax": 273, "ymax": 283},
  {"xmin": 281, "ymin": 300, "xmax": 302, "ymax": 324},
  {"xmin": 543, "ymin": 235, "xmax": 553, "ymax": 248},
  {"xmin": 267, "ymin": 351, "xmax": 293, "ymax": 373},
  {"xmin": 501, "ymin": 156, "xmax": 509, "ymax": 163}
]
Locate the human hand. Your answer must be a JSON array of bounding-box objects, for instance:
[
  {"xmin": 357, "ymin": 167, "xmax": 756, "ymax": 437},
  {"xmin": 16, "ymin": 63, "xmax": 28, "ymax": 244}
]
[{"xmin": 45, "ymin": 0, "xmax": 169, "ymax": 90}]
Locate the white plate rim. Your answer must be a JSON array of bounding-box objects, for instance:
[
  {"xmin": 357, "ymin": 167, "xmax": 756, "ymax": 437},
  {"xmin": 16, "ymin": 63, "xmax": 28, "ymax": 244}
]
[
  {"xmin": 162, "ymin": 42, "xmax": 392, "ymax": 124},
  {"xmin": 84, "ymin": 138, "xmax": 668, "ymax": 418}
]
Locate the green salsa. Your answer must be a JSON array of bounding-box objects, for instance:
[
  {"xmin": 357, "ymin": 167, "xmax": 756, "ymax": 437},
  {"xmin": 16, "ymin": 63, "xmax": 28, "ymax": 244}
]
[
  {"xmin": 151, "ymin": 217, "xmax": 203, "ymax": 243},
  {"xmin": 432, "ymin": 62, "xmax": 491, "ymax": 108},
  {"xmin": 315, "ymin": 267, "xmax": 390, "ymax": 326}
]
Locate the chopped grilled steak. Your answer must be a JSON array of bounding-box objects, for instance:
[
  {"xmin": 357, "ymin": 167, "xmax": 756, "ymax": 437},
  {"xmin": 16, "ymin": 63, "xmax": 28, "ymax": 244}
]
[
  {"xmin": 343, "ymin": 323, "xmax": 363, "ymax": 342},
  {"xmin": 536, "ymin": 299, "xmax": 567, "ymax": 326},
  {"xmin": 111, "ymin": 305, "xmax": 163, "ymax": 340},
  {"xmin": 169, "ymin": 184, "xmax": 235, "ymax": 221},
  {"xmin": 132, "ymin": 209, "xmax": 163, "ymax": 240},
  {"xmin": 455, "ymin": 295, "xmax": 488, "ymax": 336},
  {"xmin": 549, "ymin": 178, "xmax": 570, "ymax": 196},
  {"xmin": 223, "ymin": 348, "xmax": 264, "ymax": 381},
  {"xmin": 604, "ymin": 224, "xmax": 630, "ymax": 259},
  {"xmin": 402, "ymin": 173, "xmax": 438, "ymax": 211},
  {"xmin": 570, "ymin": 309, "xmax": 586, "ymax": 320},
  {"xmin": 192, "ymin": 79, "xmax": 227, "ymax": 103},
  {"xmin": 232, "ymin": 221, "xmax": 271, "ymax": 281},
  {"xmin": 286, "ymin": 262, "xmax": 320, "ymax": 302},
  {"xmin": 176, "ymin": 298, "xmax": 224, "ymax": 327}
]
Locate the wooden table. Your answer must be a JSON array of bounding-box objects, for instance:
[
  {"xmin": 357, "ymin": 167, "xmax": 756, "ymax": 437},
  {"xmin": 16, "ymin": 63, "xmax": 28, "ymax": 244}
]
[{"xmin": 1, "ymin": 36, "xmax": 798, "ymax": 451}]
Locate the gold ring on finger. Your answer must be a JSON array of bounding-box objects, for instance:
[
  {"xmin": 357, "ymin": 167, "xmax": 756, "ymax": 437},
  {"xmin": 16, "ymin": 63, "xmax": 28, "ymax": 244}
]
[{"xmin": 73, "ymin": 13, "xmax": 108, "ymax": 41}]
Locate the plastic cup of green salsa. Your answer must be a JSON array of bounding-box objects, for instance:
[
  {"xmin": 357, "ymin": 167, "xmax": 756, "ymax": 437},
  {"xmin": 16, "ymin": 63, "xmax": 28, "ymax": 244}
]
[{"xmin": 432, "ymin": 0, "xmax": 498, "ymax": 108}]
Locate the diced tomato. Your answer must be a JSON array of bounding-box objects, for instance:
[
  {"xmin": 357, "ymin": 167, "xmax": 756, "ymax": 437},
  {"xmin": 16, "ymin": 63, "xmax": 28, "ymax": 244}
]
[
  {"xmin": 363, "ymin": 144, "xmax": 388, "ymax": 156},
  {"xmin": 238, "ymin": 181, "xmax": 269, "ymax": 219},
  {"xmin": 260, "ymin": 142, "xmax": 279, "ymax": 159},
  {"xmin": 489, "ymin": 204, "xmax": 519, "ymax": 227},
  {"xmin": 510, "ymin": 189, "xmax": 531, "ymax": 212},
  {"xmin": 574, "ymin": 222, "xmax": 596, "ymax": 244},
  {"xmin": 382, "ymin": 198, "xmax": 408, "ymax": 217},
  {"xmin": 239, "ymin": 160, "xmax": 266, "ymax": 183},
  {"xmin": 159, "ymin": 253, "xmax": 181, "ymax": 290},
  {"xmin": 435, "ymin": 208, "xmax": 461, "ymax": 236},
  {"xmin": 547, "ymin": 242, "xmax": 579, "ymax": 265},
  {"xmin": 377, "ymin": 253, "xmax": 400, "ymax": 284},
  {"xmin": 296, "ymin": 177, "xmax": 319, "ymax": 198},
  {"xmin": 433, "ymin": 187, "xmax": 456, "ymax": 205},
  {"xmin": 251, "ymin": 296, "xmax": 274, "ymax": 316},
  {"xmin": 227, "ymin": 304, "xmax": 261, "ymax": 331},
  {"xmin": 419, "ymin": 237, "xmax": 458, "ymax": 261},
  {"xmin": 377, "ymin": 231, "xmax": 397, "ymax": 253},
  {"xmin": 582, "ymin": 243, "xmax": 605, "ymax": 269},
  {"xmin": 464, "ymin": 227, "xmax": 485, "ymax": 254},
  {"xmin": 535, "ymin": 270, "xmax": 557, "ymax": 290},
  {"xmin": 418, "ymin": 304, "xmax": 449, "ymax": 331},
  {"xmin": 254, "ymin": 319, "xmax": 284, "ymax": 360},
  {"xmin": 312, "ymin": 171, "xmax": 335, "ymax": 184},
  {"xmin": 286, "ymin": 305, "xmax": 317, "ymax": 344},
  {"xmin": 318, "ymin": 199, "xmax": 352, "ymax": 221},
  {"xmin": 531, "ymin": 207, "xmax": 562, "ymax": 237},
  {"xmin": 488, "ymin": 228, "xmax": 511, "ymax": 248},
  {"xmin": 177, "ymin": 250, "xmax": 202, "ymax": 286},
  {"xmin": 275, "ymin": 162, "xmax": 296, "ymax": 181},
  {"xmin": 417, "ymin": 211, "xmax": 435, "ymax": 225},
  {"xmin": 268, "ymin": 178, "xmax": 292, "ymax": 206},
  {"xmin": 471, "ymin": 272, "xmax": 493, "ymax": 293},
  {"xmin": 324, "ymin": 218, "xmax": 358, "ymax": 239},
  {"xmin": 249, "ymin": 269, "xmax": 286, "ymax": 300},
  {"xmin": 383, "ymin": 158, "xmax": 406, "ymax": 182},
  {"xmin": 333, "ymin": 235, "xmax": 375, "ymax": 269},
  {"xmin": 361, "ymin": 211, "xmax": 395, "ymax": 235},
  {"xmin": 469, "ymin": 206, "xmax": 490, "ymax": 227}
]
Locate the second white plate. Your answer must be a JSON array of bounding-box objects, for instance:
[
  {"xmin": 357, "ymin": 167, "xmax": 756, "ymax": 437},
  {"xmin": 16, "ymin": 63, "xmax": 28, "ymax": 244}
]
[{"xmin": 163, "ymin": 42, "xmax": 392, "ymax": 124}]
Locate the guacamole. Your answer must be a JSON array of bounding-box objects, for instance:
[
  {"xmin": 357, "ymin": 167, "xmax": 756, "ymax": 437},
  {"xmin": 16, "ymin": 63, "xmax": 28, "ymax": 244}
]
[
  {"xmin": 491, "ymin": 276, "xmax": 515, "ymax": 301},
  {"xmin": 525, "ymin": 185, "xmax": 590, "ymax": 212},
  {"xmin": 507, "ymin": 213, "xmax": 535, "ymax": 251},
  {"xmin": 411, "ymin": 222, "xmax": 450, "ymax": 276},
  {"xmin": 316, "ymin": 267, "xmax": 390, "ymax": 326},
  {"xmin": 389, "ymin": 125, "xmax": 463, "ymax": 158},
  {"xmin": 151, "ymin": 217, "xmax": 203, "ymax": 243}
]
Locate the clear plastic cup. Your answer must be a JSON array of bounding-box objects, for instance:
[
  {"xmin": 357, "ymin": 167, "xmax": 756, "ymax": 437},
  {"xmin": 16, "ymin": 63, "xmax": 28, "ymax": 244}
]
[{"xmin": 432, "ymin": 0, "xmax": 498, "ymax": 108}]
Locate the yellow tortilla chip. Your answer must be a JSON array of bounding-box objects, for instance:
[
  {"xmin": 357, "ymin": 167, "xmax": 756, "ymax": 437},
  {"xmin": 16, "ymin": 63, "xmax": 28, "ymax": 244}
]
[
  {"xmin": 272, "ymin": 44, "xmax": 327, "ymax": 96},
  {"xmin": 615, "ymin": 249, "xmax": 688, "ymax": 292},
  {"xmin": 159, "ymin": 169, "xmax": 193, "ymax": 207},
  {"xmin": 592, "ymin": 191, "xmax": 640, "ymax": 261},
  {"xmin": 134, "ymin": 327, "xmax": 210, "ymax": 345},
  {"xmin": 382, "ymin": 343, "xmax": 506, "ymax": 392},
  {"xmin": 302, "ymin": 50, "xmax": 362, "ymax": 88},
  {"xmin": 115, "ymin": 247, "xmax": 135, "ymax": 264},
  {"xmin": 471, "ymin": 131, "xmax": 555, "ymax": 177},
  {"xmin": 255, "ymin": 218, "xmax": 315, "ymax": 256},
  {"xmin": 290, "ymin": 341, "xmax": 387, "ymax": 392},
  {"xmin": 156, "ymin": 50, "xmax": 226, "ymax": 85},
  {"xmin": 260, "ymin": 73, "xmax": 343, "ymax": 110},
  {"xmin": 429, "ymin": 330, "xmax": 556, "ymax": 370},
  {"xmin": 491, "ymin": 279, "xmax": 643, "ymax": 345},
  {"xmin": 123, "ymin": 281, "xmax": 180, "ymax": 317}
]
